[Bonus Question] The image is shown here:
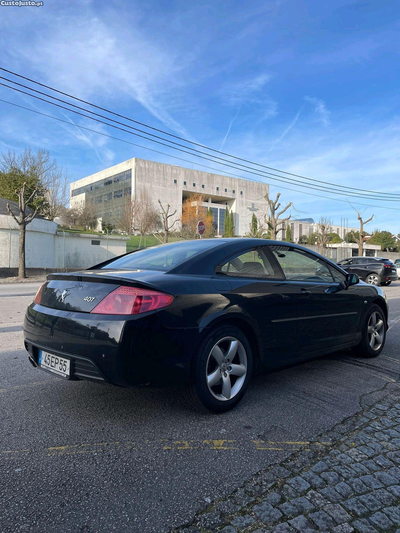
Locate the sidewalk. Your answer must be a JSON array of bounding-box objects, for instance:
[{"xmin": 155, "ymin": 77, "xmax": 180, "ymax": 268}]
[{"xmin": 172, "ymin": 383, "xmax": 400, "ymax": 533}]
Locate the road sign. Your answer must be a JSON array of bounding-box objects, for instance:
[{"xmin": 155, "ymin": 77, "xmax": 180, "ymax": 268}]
[{"xmin": 197, "ymin": 220, "xmax": 205, "ymax": 235}]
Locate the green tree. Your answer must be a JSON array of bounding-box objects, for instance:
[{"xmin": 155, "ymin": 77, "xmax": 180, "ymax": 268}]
[
  {"xmin": 368, "ymin": 230, "xmax": 395, "ymax": 251},
  {"xmin": 224, "ymin": 207, "xmax": 234, "ymax": 237},
  {"xmin": 328, "ymin": 232, "xmax": 342, "ymax": 244},
  {"xmin": 251, "ymin": 213, "xmax": 258, "ymax": 236},
  {"xmin": 285, "ymin": 225, "xmax": 292, "ymax": 242},
  {"xmin": 344, "ymin": 231, "xmax": 359, "ymax": 243},
  {"xmin": 298, "ymin": 234, "xmax": 309, "ymax": 244}
]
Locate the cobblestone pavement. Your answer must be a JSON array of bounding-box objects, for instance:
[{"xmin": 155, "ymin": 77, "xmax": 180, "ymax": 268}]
[{"xmin": 172, "ymin": 383, "xmax": 400, "ymax": 533}]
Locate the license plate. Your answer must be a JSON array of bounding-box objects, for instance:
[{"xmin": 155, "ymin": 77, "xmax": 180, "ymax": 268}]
[{"xmin": 39, "ymin": 350, "xmax": 70, "ymax": 378}]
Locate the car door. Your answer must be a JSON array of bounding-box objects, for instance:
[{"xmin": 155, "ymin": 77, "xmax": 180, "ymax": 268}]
[
  {"xmin": 215, "ymin": 246, "xmax": 299, "ymax": 368},
  {"xmin": 270, "ymin": 246, "xmax": 363, "ymax": 358}
]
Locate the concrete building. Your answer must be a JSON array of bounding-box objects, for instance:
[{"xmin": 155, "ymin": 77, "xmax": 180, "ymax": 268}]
[{"xmin": 70, "ymin": 158, "xmax": 269, "ymax": 236}]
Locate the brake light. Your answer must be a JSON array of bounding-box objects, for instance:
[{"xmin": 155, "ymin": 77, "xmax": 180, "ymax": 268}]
[
  {"xmin": 91, "ymin": 286, "xmax": 174, "ymax": 315},
  {"xmin": 34, "ymin": 283, "xmax": 46, "ymax": 304},
  {"xmin": 384, "ymin": 264, "xmax": 391, "ymax": 269}
]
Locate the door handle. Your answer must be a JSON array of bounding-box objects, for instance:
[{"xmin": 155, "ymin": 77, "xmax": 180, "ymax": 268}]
[{"xmin": 298, "ymin": 289, "xmax": 311, "ymax": 298}]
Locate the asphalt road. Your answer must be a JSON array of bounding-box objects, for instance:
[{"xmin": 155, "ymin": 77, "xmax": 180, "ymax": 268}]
[{"xmin": 1, "ymin": 281, "xmax": 400, "ymax": 533}]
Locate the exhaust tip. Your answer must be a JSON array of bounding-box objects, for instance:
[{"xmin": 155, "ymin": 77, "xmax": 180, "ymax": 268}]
[{"xmin": 28, "ymin": 356, "xmax": 37, "ymax": 368}]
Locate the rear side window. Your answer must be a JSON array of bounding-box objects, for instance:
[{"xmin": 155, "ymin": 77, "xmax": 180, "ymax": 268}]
[
  {"xmin": 270, "ymin": 246, "xmax": 334, "ymax": 283},
  {"xmin": 217, "ymin": 248, "xmax": 283, "ymax": 279}
]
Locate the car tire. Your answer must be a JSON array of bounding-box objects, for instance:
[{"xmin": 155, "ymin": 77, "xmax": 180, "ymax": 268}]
[
  {"xmin": 185, "ymin": 325, "xmax": 253, "ymax": 413},
  {"xmin": 365, "ymin": 273, "xmax": 381, "ymax": 285},
  {"xmin": 352, "ymin": 304, "xmax": 387, "ymax": 358}
]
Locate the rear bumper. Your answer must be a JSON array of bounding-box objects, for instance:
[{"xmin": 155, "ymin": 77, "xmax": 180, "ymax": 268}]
[{"xmin": 24, "ymin": 303, "xmax": 201, "ymax": 387}]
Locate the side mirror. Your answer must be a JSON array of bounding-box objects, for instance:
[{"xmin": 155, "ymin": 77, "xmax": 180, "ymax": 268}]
[{"xmin": 347, "ymin": 273, "xmax": 359, "ymax": 286}]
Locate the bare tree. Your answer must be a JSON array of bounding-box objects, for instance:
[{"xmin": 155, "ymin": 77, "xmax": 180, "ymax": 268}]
[
  {"xmin": 246, "ymin": 213, "xmax": 268, "ymax": 238},
  {"xmin": 264, "ymin": 192, "xmax": 293, "ymax": 239},
  {"xmin": 349, "ymin": 211, "xmax": 374, "ymax": 256},
  {"xmin": 77, "ymin": 202, "xmax": 97, "ymax": 230},
  {"xmin": 44, "ymin": 167, "xmax": 69, "ymax": 220},
  {"xmin": 155, "ymin": 200, "xmax": 178, "ymax": 243},
  {"xmin": 315, "ymin": 217, "xmax": 332, "ymax": 252},
  {"xmin": 133, "ymin": 191, "xmax": 159, "ymax": 243}
]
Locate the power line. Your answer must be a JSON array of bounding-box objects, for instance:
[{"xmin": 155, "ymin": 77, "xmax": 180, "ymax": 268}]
[
  {"xmin": 2, "ymin": 79, "xmax": 400, "ymax": 204},
  {"xmin": 1, "ymin": 66, "xmax": 399, "ymax": 200},
  {"xmin": 2, "ymin": 97, "xmax": 400, "ymax": 212}
]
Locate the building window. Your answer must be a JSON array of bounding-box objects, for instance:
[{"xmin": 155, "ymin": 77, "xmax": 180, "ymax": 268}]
[
  {"xmin": 202, "ymin": 184, "xmax": 204, "ymax": 188},
  {"xmin": 184, "ymin": 181, "xmax": 187, "ymax": 185},
  {"xmin": 114, "ymin": 189, "xmax": 123, "ymax": 198},
  {"xmin": 193, "ymin": 183, "xmax": 196, "ymax": 187},
  {"xmin": 91, "ymin": 240, "xmax": 100, "ymax": 246},
  {"xmin": 216, "ymin": 187, "xmax": 219, "ymax": 191},
  {"xmin": 225, "ymin": 188, "xmax": 227, "ymax": 192},
  {"xmin": 232, "ymin": 190, "xmax": 235, "ymax": 194},
  {"xmin": 174, "ymin": 179, "xmax": 177, "ymax": 184},
  {"xmin": 104, "ymin": 179, "xmax": 112, "ymax": 186},
  {"xmin": 240, "ymin": 191, "xmax": 243, "ymax": 195},
  {"xmin": 95, "ymin": 195, "xmax": 103, "ymax": 204}
]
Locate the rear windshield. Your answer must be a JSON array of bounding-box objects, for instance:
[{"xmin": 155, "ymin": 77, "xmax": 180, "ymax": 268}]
[{"xmin": 100, "ymin": 240, "xmax": 224, "ymax": 271}]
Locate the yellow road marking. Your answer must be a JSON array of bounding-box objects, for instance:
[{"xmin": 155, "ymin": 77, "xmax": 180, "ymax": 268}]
[{"xmin": 1, "ymin": 439, "xmax": 333, "ymax": 458}]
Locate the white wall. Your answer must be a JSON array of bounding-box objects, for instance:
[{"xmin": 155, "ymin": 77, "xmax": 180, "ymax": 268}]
[{"xmin": 0, "ymin": 215, "xmax": 127, "ymax": 269}]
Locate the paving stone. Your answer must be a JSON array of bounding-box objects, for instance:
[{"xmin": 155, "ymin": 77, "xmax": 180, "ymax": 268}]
[
  {"xmin": 347, "ymin": 477, "xmax": 369, "ymax": 493},
  {"xmin": 334, "ymin": 482, "xmax": 353, "ymax": 499},
  {"xmin": 272, "ymin": 524, "xmax": 296, "ymax": 533},
  {"xmin": 324, "ymin": 504, "xmax": 351, "ymax": 524},
  {"xmin": 265, "ymin": 492, "xmax": 282, "ymax": 506},
  {"xmin": 361, "ymin": 460, "xmax": 380, "ymax": 473},
  {"xmin": 281, "ymin": 485, "xmax": 299, "ymax": 499},
  {"xmin": 332, "ymin": 525, "xmax": 354, "ymax": 533},
  {"xmin": 333, "ymin": 465, "xmax": 357, "ymax": 480},
  {"xmin": 302, "ymin": 470, "xmax": 326, "ymax": 489},
  {"xmin": 388, "ymin": 485, "xmax": 400, "ymax": 497},
  {"xmin": 310, "ymin": 461, "xmax": 330, "ymax": 474},
  {"xmin": 347, "ymin": 448, "xmax": 368, "ymax": 462},
  {"xmin": 291, "ymin": 496, "xmax": 315, "ymax": 513},
  {"xmin": 287, "ymin": 476, "xmax": 310, "ymax": 494},
  {"xmin": 349, "ymin": 464, "xmax": 370, "ymax": 476},
  {"xmin": 335, "ymin": 454, "xmax": 354, "ymax": 465},
  {"xmin": 231, "ymin": 515, "xmax": 255, "ymax": 528},
  {"xmin": 288, "ymin": 515, "xmax": 317, "ymax": 532},
  {"xmin": 368, "ymin": 511, "xmax": 394, "ymax": 529},
  {"xmin": 373, "ymin": 488, "xmax": 398, "ymax": 506},
  {"xmin": 306, "ymin": 490, "xmax": 328, "ymax": 508},
  {"xmin": 253, "ymin": 502, "xmax": 283, "ymax": 525},
  {"xmin": 358, "ymin": 494, "xmax": 382, "ymax": 511},
  {"xmin": 374, "ymin": 455, "xmax": 395, "ymax": 468},
  {"xmin": 342, "ymin": 497, "xmax": 368, "ymax": 516},
  {"xmin": 320, "ymin": 471, "xmax": 341, "ymax": 485},
  {"xmin": 388, "ymin": 466, "xmax": 400, "ymax": 478},
  {"xmin": 373, "ymin": 470, "xmax": 398, "ymax": 486},
  {"xmin": 269, "ymin": 466, "xmax": 291, "ymax": 479},
  {"xmin": 352, "ymin": 518, "xmax": 379, "ymax": 533},
  {"xmin": 358, "ymin": 475, "xmax": 383, "ymax": 490},
  {"xmin": 383, "ymin": 506, "xmax": 400, "ymax": 526},
  {"xmin": 357, "ymin": 446, "xmax": 376, "ymax": 458},
  {"xmin": 320, "ymin": 486, "xmax": 343, "ymax": 503},
  {"xmin": 279, "ymin": 502, "xmax": 299, "ymax": 518},
  {"xmin": 308, "ymin": 510, "xmax": 337, "ymax": 530}
]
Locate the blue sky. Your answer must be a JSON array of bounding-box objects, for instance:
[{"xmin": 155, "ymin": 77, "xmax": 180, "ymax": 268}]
[{"xmin": 0, "ymin": 0, "xmax": 400, "ymax": 234}]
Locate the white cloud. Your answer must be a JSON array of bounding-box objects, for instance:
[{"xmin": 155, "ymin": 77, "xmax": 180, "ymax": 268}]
[{"xmin": 305, "ymin": 97, "xmax": 331, "ymax": 127}]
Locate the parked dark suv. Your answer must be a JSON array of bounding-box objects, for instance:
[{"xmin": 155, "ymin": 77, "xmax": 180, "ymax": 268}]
[{"xmin": 337, "ymin": 257, "xmax": 398, "ymax": 286}]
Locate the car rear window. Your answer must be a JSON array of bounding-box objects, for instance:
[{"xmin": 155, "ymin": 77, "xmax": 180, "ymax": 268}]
[{"xmin": 100, "ymin": 240, "xmax": 224, "ymax": 271}]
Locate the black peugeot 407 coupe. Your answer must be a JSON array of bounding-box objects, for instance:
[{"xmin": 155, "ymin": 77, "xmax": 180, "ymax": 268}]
[{"xmin": 24, "ymin": 239, "xmax": 388, "ymax": 413}]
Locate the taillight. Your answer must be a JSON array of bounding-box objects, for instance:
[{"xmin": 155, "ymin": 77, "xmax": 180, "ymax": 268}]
[
  {"xmin": 91, "ymin": 286, "xmax": 174, "ymax": 315},
  {"xmin": 384, "ymin": 264, "xmax": 391, "ymax": 269},
  {"xmin": 34, "ymin": 283, "xmax": 46, "ymax": 304}
]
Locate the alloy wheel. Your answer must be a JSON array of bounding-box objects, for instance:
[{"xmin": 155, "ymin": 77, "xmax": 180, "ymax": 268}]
[
  {"xmin": 366, "ymin": 274, "xmax": 379, "ymax": 285},
  {"xmin": 206, "ymin": 336, "xmax": 248, "ymax": 401},
  {"xmin": 367, "ymin": 312, "xmax": 385, "ymax": 351}
]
